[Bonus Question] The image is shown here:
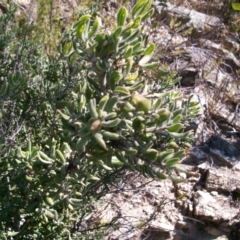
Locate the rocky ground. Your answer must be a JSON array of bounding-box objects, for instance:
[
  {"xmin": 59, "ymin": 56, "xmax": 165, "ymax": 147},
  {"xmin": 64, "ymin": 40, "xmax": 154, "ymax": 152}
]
[{"xmin": 2, "ymin": 0, "xmax": 240, "ymax": 239}]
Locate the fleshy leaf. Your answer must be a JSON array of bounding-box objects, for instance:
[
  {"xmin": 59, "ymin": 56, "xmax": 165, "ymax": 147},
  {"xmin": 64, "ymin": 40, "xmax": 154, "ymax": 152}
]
[
  {"xmin": 132, "ymin": 0, "xmax": 148, "ymax": 19},
  {"xmin": 232, "ymin": 3, "xmax": 240, "ymax": 10},
  {"xmin": 142, "ymin": 8, "xmax": 154, "ymax": 21},
  {"xmin": 139, "ymin": 61, "xmax": 158, "ymax": 69},
  {"xmin": 88, "ymin": 16, "xmax": 100, "ymax": 39},
  {"xmin": 167, "ymin": 123, "xmax": 183, "ymax": 132},
  {"xmin": 117, "ymin": 7, "xmax": 128, "ymax": 26}
]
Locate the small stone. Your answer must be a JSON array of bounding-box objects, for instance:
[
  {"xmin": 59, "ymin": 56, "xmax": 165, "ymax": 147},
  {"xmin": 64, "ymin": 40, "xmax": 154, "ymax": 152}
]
[
  {"xmin": 188, "ymin": 202, "xmax": 193, "ymax": 212},
  {"xmin": 198, "ymin": 161, "xmax": 210, "ymax": 170},
  {"xmin": 176, "ymin": 221, "xmax": 191, "ymax": 229},
  {"xmin": 214, "ymin": 236, "xmax": 229, "ymax": 240},
  {"xmin": 188, "ymin": 176, "xmax": 199, "ymax": 182},
  {"xmin": 156, "ymin": 222, "xmax": 175, "ymax": 232},
  {"xmin": 187, "ymin": 171, "xmax": 201, "ymax": 178},
  {"xmin": 233, "ymin": 162, "xmax": 240, "ymax": 171},
  {"xmin": 211, "ymin": 191, "xmax": 218, "ymax": 196}
]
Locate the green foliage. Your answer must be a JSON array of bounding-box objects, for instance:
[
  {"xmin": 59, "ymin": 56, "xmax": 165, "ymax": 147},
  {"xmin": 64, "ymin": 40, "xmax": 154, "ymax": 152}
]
[
  {"xmin": 0, "ymin": 0, "xmax": 199, "ymax": 239},
  {"xmin": 35, "ymin": 0, "xmax": 62, "ymax": 54},
  {"xmin": 232, "ymin": 2, "xmax": 240, "ymax": 10}
]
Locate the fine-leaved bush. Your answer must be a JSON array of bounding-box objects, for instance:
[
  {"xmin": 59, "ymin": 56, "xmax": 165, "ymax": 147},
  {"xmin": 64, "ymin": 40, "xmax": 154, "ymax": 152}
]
[{"xmin": 0, "ymin": 1, "xmax": 199, "ymax": 239}]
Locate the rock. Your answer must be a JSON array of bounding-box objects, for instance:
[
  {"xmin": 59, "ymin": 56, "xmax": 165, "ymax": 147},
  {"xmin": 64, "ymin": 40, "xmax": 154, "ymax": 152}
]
[
  {"xmin": 198, "ymin": 161, "xmax": 210, "ymax": 170},
  {"xmin": 190, "ymin": 147, "xmax": 207, "ymax": 160},
  {"xmin": 233, "ymin": 162, "xmax": 240, "ymax": 171},
  {"xmin": 193, "ymin": 190, "xmax": 239, "ymax": 222},
  {"xmin": 153, "ymin": 1, "xmax": 240, "ymax": 142},
  {"xmin": 200, "ymin": 38, "xmax": 240, "ymax": 68},
  {"xmin": 205, "ymin": 226, "xmax": 224, "ymax": 236},
  {"xmin": 205, "ymin": 168, "xmax": 240, "ymax": 193},
  {"xmin": 13, "ymin": 0, "xmax": 31, "ymax": 5},
  {"xmin": 208, "ymin": 136, "xmax": 240, "ymax": 167},
  {"xmin": 213, "ymin": 235, "xmax": 229, "ymax": 240},
  {"xmin": 155, "ymin": 2, "xmax": 223, "ymax": 33},
  {"xmin": 208, "ymin": 98, "xmax": 240, "ymax": 133},
  {"xmin": 149, "ymin": 222, "xmax": 175, "ymax": 232}
]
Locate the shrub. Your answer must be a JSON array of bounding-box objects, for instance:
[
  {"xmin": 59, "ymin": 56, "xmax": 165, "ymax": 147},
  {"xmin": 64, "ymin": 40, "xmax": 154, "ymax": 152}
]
[{"xmin": 0, "ymin": 0, "xmax": 199, "ymax": 239}]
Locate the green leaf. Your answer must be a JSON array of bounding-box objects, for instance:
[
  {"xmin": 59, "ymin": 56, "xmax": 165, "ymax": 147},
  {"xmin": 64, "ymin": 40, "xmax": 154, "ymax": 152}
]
[
  {"xmin": 121, "ymin": 29, "xmax": 133, "ymax": 39},
  {"xmin": 117, "ymin": 7, "xmax": 128, "ymax": 26},
  {"xmin": 124, "ymin": 46, "xmax": 133, "ymax": 58},
  {"xmin": 76, "ymin": 134, "xmax": 91, "ymax": 150},
  {"xmin": 110, "ymin": 71, "xmax": 122, "ymax": 85},
  {"xmin": 132, "ymin": 42, "xmax": 142, "ymax": 53},
  {"xmin": 132, "ymin": 0, "xmax": 148, "ymax": 19},
  {"xmin": 165, "ymin": 158, "xmax": 180, "ymax": 167},
  {"xmin": 76, "ymin": 22, "xmax": 87, "ymax": 41},
  {"xmin": 75, "ymin": 15, "xmax": 91, "ymax": 41},
  {"xmin": 87, "ymin": 173, "xmax": 101, "ymax": 181},
  {"xmin": 153, "ymin": 98, "xmax": 162, "ymax": 110},
  {"xmin": 113, "ymin": 27, "xmax": 123, "ymax": 42},
  {"xmin": 124, "ymin": 148, "xmax": 138, "ymax": 156},
  {"xmin": 63, "ymin": 42, "xmax": 73, "ymax": 56},
  {"xmin": 132, "ymin": 17, "xmax": 142, "ymax": 29},
  {"xmin": 139, "ymin": 55, "xmax": 152, "ymax": 66},
  {"xmin": 115, "ymin": 151, "xmax": 127, "ymax": 164},
  {"xmin": 157, "ymin": 109, "xmax": 171, "ymax": 125},
  {"xmin": 89, "ymin": 16, "xmax": 100, "ymax": 39},
  {"xmin": 93, "ymin": 133, "xmax": 107, "ymax": 150},
  {"xmin": 156, "ymin": 172, "xmax": 167, "ymax": 180},
  {"xmin": 144, "ymin": 43, "xmax": 155, "ymax": 55},
  {"xmin": 111, "ymin": 156, "xmax": 124, "ymax": 166},
  {"xmin": 142, "ymin": 8, "xmax": 154, "ymax": 21},
  {"xmin": 173, "ymin": 150, "xmax": 185, "ymax": 159},
  {"xmin": 139, "ymin": 61, "xmax": 158, "ymax": 69},
  {"xmin": 102, "ymin": 118, "xmax": 121, "ymax": 128},
  {"xmin": 57, "ymin": 109, "xmax": 71, "ymax": 120},
  {"xmin": 96, "ymin": 160, "xmax": 112, "ymax": 171},
  {"xmin": 123, "ymin": 29, "xmax": 141, "ymax": 43},
  {"xmin": 7, "ymin": 231, "xmax": 19, "ymax": 237},
  {"xmin": 157, "ymin": 149, "xmax": 174, "ymax": 162},
  {"xmin": 124, "ymin": 71, "xmax": 138, "ymax": 82},
  {"xmin": 143, "ymin": 149, "xmax": 158, "ymax": 161},
  {"xmin": 101, "ymin": 131, "xmax": 120, "ymax": 140},
  {"xmin": 105, "ymin": 112, "xmax": 117, "ymax": 120},
  {"xmin": 78, "ymin": 126, "xmax": 90, "ymax": 137},
  {"xmin": 129, "ymin": 81, "xmax": 144, "ymax": 92},
  {"xmin": 104, "ymin": 96, "xmax": 118, "ymax": 112},
  {"xmin": 140, "ymin": 0, "xmax": 153, "ymax": 17},
  {"xmin": 168, "ymin": 131, "xmax": 192, "ymax": 138},
  {"xmin": 138, "ymin": 43, "xmax": 157, "ymax": 67},
  {"xmin": 167, "ymin": 123, "xmax": 183, "ymax": 132},
  {"xmin": 172, "ymin": 114, "xmax": 182, "ymax": 123},
  {"xmin": 88, "ymin": 99, "xmax": 98, "ymax": 118},
  {"xmin": 232, "ymin": 3, "xmax": 240, "ymax": 10},
  {"xmin": 170, "ymin": 175, "xmax": 185, "ymax": 183},
  {"xmin": 76, "ymin": 14, "xmax": 91, "ymax": 26},
  {"xmin": 125, "ymin": 56, "xmax": 133, "ymax": 76},
  {"xmin": 172, "ymin": 108, "xmax": 184, "ymax": 119},
  {"xmin": 98, "ymin": 95, "xmax": 109, "ymax": 112},
  {"xmin": 169, "ymin": 141, "xmax": 179, "ymax": 150},
  {"xmin": 114, "ymin": 86, "xmax": 130, "ymax": 96}
]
